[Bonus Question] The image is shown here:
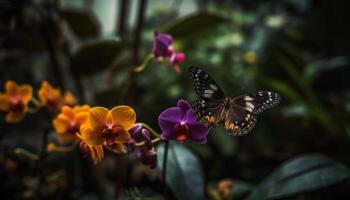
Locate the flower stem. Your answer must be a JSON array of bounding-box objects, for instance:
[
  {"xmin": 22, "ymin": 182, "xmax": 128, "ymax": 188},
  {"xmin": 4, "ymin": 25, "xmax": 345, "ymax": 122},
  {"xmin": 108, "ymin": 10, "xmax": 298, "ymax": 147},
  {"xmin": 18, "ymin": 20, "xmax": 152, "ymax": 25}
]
[
  {"xmin": 31, "ymin": 97, "xmax": 42, "ymax": 108},
  {"xmin": 47, "ymin": 142, "xmax": 78, "ymax": 153},
  {"xmin": 162, "ymin": 140, "xmax": 169, "ymax": 199},
  {"xmin": 133, "ymin": 54, "xmax": 153, "ymax": 73},
  {"xmin": 14, "ymin": 148, "xmax": 40, "ymax": 160},
  {"xmin": 134, "ymin": 137, "xmax": 161, "ymax": 147},
  {"xmin": 141, "ymin": 123, "xmax": 160, "ymax": 137}
]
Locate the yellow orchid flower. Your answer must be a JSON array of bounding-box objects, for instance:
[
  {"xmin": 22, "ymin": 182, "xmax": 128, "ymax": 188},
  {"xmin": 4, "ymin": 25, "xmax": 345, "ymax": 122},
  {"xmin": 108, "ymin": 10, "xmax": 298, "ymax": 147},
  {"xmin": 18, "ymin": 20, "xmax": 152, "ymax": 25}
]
[
  {"xmin": 79, "ymin": 141, "xmax": 104, "ymax": 164},
  {"xmin": 53, "ymin": 105, "xmax": 90, "ymax": 143},
  {"xmin": 77, "ymin": 106, "xmax": 135, "ymax": 153},
  {"xmin": 38, "ymin": 81, "xmax": 62, "ymax": 112},
  {"xmin": 0, "ymin": 80, "xmax": 32, "ymax": 123}
]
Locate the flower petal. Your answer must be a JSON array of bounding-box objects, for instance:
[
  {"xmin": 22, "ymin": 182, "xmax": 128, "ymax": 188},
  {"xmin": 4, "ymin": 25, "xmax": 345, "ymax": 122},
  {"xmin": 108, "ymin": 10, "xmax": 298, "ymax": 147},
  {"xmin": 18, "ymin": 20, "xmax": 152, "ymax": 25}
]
[
  {"xmin": 90, "ymin": 145, "xmax": 104, "ymax": 164},
  {"xmin": 108, "ymin": 143, "xmax": 127, "ymax": 154},
  {"xmin": 0, "ymin": 94, "xmax": 9, "ymax": 111},
  {"xmin": 5, "ymin": 111, "xmax": 26, "ymax": 123},
  {"xmin": 185, "ymin": 109, "xmax": 209, "ymax": 143},
  {"xmin": 62, "ymin": 106, "xmax": 74, "ymax": 120},
  {"xmin": 160, "ymin": 128, "xmax": 178, "ymax": 141},
  {"xmin": 110, "ymin": 105, "xmax": 136, "ymax": 130},
  {"xmin": 115, "ymin": 129, "xmax": 131, "ymax": 143},
  {"xmin": 53, "ymin": 114, "xmax": 70, "ymax": 133},
  {"xmin": 19, "ymin": 85, "xmax": 32, "ymax": 103},
  {"xmin": 5, "ymin": 80, "xmax": 19, "ymax": 97},
  {"xmin": 158, "ymin": 107, "xmax": 182, "ymax": 134},
  {"xmin": 78, "ymin": 124, "xmax": 104, "ymax": 146},
  {"xmin": 177, "ymin": 99, "xmax": 191, "ymax": 112},
  {"xmin": 88, "ymin": 107, "xmax": 109, "ymax": 130},
  {"xmin": 75, "ymin": 112, "xmax": 88, "ymax": 125}
]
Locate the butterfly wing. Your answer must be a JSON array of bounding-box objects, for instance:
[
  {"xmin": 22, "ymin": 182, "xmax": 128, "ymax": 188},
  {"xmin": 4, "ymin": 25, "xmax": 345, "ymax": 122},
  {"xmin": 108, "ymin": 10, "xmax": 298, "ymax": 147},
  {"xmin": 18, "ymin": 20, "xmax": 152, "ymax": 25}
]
[
  {"xmin": 224, "ymin": 104, "xmax": 257, "ymax": 136},
  {"xmin": 233, "ymin": 91, "xmax": 281, "ymax": 114},
  {"xmin": 189, "ymin": 66, "xmax": 225, "ymax": 100},
  {"xmin": 189, "ymin": 66, "xmax": 226, "ymax": 126},
  {"xmin": 192, "ymin": 97, "xmax": 226, "ymax": 126}
]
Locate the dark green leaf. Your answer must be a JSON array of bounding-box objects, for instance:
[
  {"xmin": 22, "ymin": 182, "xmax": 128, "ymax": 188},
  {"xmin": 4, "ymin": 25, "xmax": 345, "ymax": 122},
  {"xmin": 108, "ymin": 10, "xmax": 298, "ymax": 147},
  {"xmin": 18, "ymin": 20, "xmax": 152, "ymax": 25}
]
[
  {"xmin": 230, "ymin": 180, "xmax": 255, "ymax": 199},
  {"xmin": 157, "ymin": 142, "xmax": 205, "ymax": 200},
  {"xmin": 246, "ymin": 154, "xmax": 350, "ymax": 200},
  {"xmin": 70, "ymin": 38, "xmax": 121, "ymax": 77},
  {"xmin": 62, "ymin": 9, "xmax": 101, "ymax": 39},
  {"xmin": 161, "ymin": 12, "xmax": 227, "ymax": 39}
]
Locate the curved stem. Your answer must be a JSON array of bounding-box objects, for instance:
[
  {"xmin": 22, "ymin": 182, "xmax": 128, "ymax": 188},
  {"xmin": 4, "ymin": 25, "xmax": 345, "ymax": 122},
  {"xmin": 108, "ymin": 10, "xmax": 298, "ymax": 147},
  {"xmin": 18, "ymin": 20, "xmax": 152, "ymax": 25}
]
[
  {"xmin": 134, "ymin": 137, "xmax": 161, "ymax": 147},
  {"xmin": 14, "ymin": 148, "xmax": 40, "ymax": 160},
  {"xmin": 133, "ymin": 54, "xmax": 154, "ymax": 73},
  {"xmin": 47, "ymin": 142, "xmax": 78, "ymax": 153},
  {"xmin": 141, "ymin": 123, "xmax": 160, "ymax": 137}
]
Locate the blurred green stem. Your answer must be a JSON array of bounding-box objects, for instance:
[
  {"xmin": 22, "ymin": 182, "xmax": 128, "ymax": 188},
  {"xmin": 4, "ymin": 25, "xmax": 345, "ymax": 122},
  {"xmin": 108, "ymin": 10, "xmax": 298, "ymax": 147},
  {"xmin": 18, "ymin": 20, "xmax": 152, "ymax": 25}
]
[
  {"xmin": 133, "ymin": 54, "xmax": 153, "ymax": 73},
  {"xmin": 134, "ymin": 137, "xmax": 161, "ymax": 147},
  {"xmin": 14, "ymin": 148, "xmax": 40, "ymax": 160},
  {"xmin": 141, "ymin": 123, "xmax": 160, "ymax": 137}
]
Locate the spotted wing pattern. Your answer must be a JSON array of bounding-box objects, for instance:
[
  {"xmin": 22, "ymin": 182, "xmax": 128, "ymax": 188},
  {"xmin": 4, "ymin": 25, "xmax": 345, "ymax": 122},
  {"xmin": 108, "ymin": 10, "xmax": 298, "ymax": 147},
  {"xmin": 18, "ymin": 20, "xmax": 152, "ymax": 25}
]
[
  {"xmin": 224, "ymin": 103, "xmax": 257, "ymax": 136},
  {"xmin": 233, "ymin": 91, "xmax": 281, "ymax": 114},
  {"xmin": 192, "ymin": 97, "xmax": 225, "ymax": 126},
  {"xmin": 189, "ymin": 66, "xmax": 225, "ymax": 100},
  {"xmin": 188, "ymin": 66, "xmax": 281, "ymax": 136}
]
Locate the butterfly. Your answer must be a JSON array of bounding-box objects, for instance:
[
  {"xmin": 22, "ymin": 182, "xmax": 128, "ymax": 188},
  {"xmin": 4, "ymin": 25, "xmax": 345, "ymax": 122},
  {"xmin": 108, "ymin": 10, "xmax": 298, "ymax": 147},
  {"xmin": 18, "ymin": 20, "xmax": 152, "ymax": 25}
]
[{"xmin": 189, "ymin": 66, "xmax": 281, "ymax": 136}]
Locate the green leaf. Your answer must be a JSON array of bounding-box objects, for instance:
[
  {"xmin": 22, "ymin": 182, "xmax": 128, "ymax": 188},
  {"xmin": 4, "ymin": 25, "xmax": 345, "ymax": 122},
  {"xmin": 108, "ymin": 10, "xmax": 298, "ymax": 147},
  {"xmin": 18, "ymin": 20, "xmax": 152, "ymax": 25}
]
[
  {"xmin": 161, "ymin": 12, "xmax": 227, "ymax": 39},
  {"xmin": 61, "ymin": 9, "xmax": 101, "ymax": 39},
  {"xmin": 157, "ymin": 142, "xmax": 205, "ymax": 200},
  {"xmin": 246, "ymin": 154, "xmax": 350, "ymax": 200},
  {"xmin": 70, "ymin": 38, "xmax": 121, "ymax": 77},
  {"xmin": 230, "ymin": 180, "xmax": 255, "ymax": 199}
]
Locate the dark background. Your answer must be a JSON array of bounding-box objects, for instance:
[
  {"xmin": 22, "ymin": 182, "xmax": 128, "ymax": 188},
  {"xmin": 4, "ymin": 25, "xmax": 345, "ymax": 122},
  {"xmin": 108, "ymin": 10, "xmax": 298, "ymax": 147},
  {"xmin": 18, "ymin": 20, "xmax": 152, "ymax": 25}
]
[{"xmin": 0, "ymin": 0, "xmax": 350, "ymax": 199}]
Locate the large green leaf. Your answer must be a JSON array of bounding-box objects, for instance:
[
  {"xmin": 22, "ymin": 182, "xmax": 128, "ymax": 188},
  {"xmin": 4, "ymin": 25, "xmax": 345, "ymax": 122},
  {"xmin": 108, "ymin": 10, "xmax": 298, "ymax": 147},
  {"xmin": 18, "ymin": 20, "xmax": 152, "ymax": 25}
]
[
  {"xmin": 157, "ymin": 142, "xmax": 205, "ymax": 200},
  {"xmin": 61, "ymin": 9, "xmax": 101, "ymax": 39},
  {"xmin": 161, "ymin": 12, "xmax": 227, "ymax": 39},
  {"xmin": 246, "ymin": 154, "xmax": 350, "ymax": 200},
  {"xmin": 70, "ymin": 38, "xmax": 121, "ymax": 77}
]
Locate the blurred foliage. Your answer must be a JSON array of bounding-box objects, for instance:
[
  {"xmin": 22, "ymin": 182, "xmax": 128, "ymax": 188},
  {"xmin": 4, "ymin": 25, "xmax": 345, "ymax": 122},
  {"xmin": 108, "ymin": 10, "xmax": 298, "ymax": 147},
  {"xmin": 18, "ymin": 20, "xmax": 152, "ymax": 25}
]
[{"xmin": 0, "ymin": 0, "xmax": 350, "ymax": 199}]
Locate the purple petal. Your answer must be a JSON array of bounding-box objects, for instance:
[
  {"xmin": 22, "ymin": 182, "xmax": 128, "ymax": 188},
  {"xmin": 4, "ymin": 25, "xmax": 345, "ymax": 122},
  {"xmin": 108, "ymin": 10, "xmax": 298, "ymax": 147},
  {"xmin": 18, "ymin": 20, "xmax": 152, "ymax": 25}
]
[
  {"xmin": 184, "ymin": 109, "xmax": 209, "ymax": 142},
  {"xmin": 129, "ymin": 123, "xmax": 142, "ymax": 135},
  {"xmin": 141, "ymin": 129, "xmax": 151, "ymax": 141},
  {"xmin": 183, "ymin": 109, "xmax": 199, "ymax": 125},
  {"xmin": 170, "ymin": 52, "xmax": 186, "ymax": 65},
  {"xmin": 190, "ymin": 136, "xmax": 208, "ymax": 144},
  {"xmin": 159, "ymin": 107, "xmax": 182, "ymax": 124},
  {"xmin": 158, "ymin": 107, "xmax": 182, "ymax": 140},
  {"xmin": 160, "ymin": 128, "xmax": 178, "ymax": 141},
  {"xmin": 152, "ymin": 32, "xmax": 173, "ymax": 58},
  {"xmin": 177, "ymin": 99, "xmax": 191, "ymax": 113}
]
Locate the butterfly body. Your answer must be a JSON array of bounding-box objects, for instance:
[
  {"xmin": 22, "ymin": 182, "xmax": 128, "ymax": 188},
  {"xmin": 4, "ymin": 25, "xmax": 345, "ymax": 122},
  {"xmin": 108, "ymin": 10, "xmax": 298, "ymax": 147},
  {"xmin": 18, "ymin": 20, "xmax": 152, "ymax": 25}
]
[{"xmin": 189, "ymin": 66, "xmax": 281, "ymax": 136}]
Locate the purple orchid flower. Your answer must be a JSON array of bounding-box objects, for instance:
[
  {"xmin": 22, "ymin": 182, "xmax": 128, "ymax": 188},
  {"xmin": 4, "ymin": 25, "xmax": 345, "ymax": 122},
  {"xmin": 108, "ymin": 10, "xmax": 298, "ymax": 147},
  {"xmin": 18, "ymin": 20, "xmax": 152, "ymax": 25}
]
[
  {"xmin": 152, "ymin": 32, "xmax": 173, "ymax": 58},
  {"xmin": 129, "ymin": 123, "xmax": 157, "ymax": 169},
  {"xmin": 158, "ymin": 99, "xmax": 209, "ymax": 144}
]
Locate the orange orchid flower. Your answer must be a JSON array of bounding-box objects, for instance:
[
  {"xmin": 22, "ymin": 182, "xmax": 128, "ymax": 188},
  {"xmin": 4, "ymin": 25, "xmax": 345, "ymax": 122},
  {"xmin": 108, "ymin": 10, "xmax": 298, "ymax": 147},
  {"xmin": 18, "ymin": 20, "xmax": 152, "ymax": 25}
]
[
  {"xmin": 79, "ymin": 141, "xmax": 104, "ymax": 164},
  {"xmin": 53, "ymin": 105, "xmax": 90, "ymax": 143},
  {"xmin": 0, "ymin": 81, "xmax": 32, "ymax": 123},
  {"xmin": 62, "ymin": 91, "xmax": 77, "ymax": 107},
  {"xmin": 38, "ymin": 81, "xmax": 62, "ymax": 112},
  {"xmin": 77, "ymin": 106, "xmax": 135, "ymax": 153}
]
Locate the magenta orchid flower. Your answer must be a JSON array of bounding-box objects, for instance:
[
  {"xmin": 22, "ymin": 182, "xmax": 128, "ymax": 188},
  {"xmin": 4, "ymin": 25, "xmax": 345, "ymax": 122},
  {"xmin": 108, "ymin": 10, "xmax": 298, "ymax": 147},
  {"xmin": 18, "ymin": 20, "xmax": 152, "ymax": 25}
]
[
  {"xmin": 152, "ymin": 31, "xmax": 185, "ymax": 72},
  {"xmin": 158, "ymin": 99, "xmax": 209, "ymax": 144}
]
